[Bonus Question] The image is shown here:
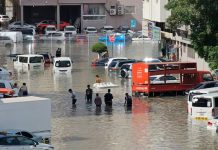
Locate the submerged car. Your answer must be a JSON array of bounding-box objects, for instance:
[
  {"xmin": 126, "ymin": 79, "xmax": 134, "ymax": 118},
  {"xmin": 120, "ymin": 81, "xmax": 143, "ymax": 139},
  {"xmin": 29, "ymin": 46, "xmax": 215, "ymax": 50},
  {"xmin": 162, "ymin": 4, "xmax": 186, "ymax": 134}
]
[
  {"xmin": 0, "ymin": 129, "xmax": 43, "ymax": 143},
  {"xmin": 207, "ymin": 115, "xmax": 218, "ymax": 130},
  {"xmin": 0, "ymin": 135, "xmax": 54, "ymax": 149},
  {"xmin": 98, "ymin": 33, "xmax": 127, "ymax": 42},
  {"xmin": 91, "ymin": 58, "xmax": 109, "ymax": 66},
  {"xmin": 150, "ymin": 75, "xmax": 179, "ymax": 84}
]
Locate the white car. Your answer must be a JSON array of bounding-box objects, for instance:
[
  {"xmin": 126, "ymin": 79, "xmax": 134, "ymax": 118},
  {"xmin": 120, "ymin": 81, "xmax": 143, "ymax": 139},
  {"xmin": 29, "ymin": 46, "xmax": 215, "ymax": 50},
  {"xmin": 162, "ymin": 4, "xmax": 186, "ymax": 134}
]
[
  {"xmin": 39, "ymin": 32, "xmax": 65, "ymax": 42},
  {"xmin": 132, "ymin": 34, "xmax": 151, "ymax": 41},
  {"xmin": 0, "ymin": 36, "xmax": 13, "ymax": 47},
  {"xmin": 9, "ymin": 21, "xmax": 36, "ymax": 30},
  {"xmin": 105, "ymin": 57, "xmax": 128, "ymax": 69},
  {"xmin": 64, "ymin": 25, "xmax": 77, "ymax": 35},
  {"xmin": 0, "ymin": 135, "xmax": 54, "ymax": 150},
  {"xmin": 207, "ymin": 115, "xmax": 218, "ymax": 130},
  {"xmin": 101, "ymin": 25, "xmax": 114, "ymax": 34},
  {"xmin": 84, "ymin": 27, "xmax": 97, "ymax": 34},
  {"xmin": 120, "ymin": 63, "xmax": 133, "ymax": 78},
  {"xmin": 0, "ymin": 15, "xmax": 10, "ymax": 23},
  {"xmin": 44, "ymin": 25, "xmax": 57, "ymax": 35},
  {"xmin": 149, "ymin": 75, "xmax": 179, "ymax": 84}
]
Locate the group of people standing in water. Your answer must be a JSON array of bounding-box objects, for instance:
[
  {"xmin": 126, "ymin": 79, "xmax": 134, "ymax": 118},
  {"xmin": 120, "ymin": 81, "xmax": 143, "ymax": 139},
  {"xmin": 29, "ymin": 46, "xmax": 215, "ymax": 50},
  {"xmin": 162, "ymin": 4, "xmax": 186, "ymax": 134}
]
[{"xmin": 68, "ymin": 75, "xmax": 132, "ymax": 109}]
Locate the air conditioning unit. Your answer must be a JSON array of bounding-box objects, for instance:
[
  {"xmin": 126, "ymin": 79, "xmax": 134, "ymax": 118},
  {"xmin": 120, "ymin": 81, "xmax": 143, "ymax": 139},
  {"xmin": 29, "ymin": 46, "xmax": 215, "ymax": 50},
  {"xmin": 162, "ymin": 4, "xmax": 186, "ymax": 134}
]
[
  {"xmin": 110, "ymin": 8, "xmax": 116, "ymax": 16},
  {"xmin": 117, "ymin": 5, "xmax": 124, "ymax": 15}
]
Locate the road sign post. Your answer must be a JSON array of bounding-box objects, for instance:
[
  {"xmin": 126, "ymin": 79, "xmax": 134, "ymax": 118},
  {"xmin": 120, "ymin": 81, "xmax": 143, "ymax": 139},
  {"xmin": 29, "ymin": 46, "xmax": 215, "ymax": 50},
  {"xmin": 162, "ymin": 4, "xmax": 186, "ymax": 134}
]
[{"xmin": 109, "ymin": 34, "xmax": 115, "ymax": 57}]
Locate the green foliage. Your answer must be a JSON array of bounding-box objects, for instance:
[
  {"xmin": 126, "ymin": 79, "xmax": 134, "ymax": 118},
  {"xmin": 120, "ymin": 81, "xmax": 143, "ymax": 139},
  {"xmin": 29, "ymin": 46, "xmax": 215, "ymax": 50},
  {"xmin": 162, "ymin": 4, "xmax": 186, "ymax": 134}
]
[
  {"xmin": 91, "ymin": 42, "xmax": 107, "ymax": 54},
  {"xmin": 165, "ymin": 0, "xmax": 218, "ymax": 69}
]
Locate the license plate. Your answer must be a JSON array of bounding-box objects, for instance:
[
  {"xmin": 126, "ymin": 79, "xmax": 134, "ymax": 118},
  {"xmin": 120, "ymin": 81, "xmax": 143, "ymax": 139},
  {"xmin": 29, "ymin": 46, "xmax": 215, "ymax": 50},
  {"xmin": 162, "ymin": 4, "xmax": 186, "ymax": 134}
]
[
  {"xmin": 195, "ymin": 117, "xmax": 208, "ymax": 120},
  {"xmin": 33, "ymin": 65, "xmax": 40, "ymax": 68}
]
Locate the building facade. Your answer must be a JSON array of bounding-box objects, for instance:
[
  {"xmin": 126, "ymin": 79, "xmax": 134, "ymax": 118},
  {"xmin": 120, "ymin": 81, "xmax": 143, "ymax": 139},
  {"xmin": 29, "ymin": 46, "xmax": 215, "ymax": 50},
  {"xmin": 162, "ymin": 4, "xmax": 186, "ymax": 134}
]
[
  {"xmin": 143, "ymin": 0, "xmax": 211, "ymax": 71},
  {"xmin": 13, "ymin": 0, "xmax": 142, "ymax": 31}
]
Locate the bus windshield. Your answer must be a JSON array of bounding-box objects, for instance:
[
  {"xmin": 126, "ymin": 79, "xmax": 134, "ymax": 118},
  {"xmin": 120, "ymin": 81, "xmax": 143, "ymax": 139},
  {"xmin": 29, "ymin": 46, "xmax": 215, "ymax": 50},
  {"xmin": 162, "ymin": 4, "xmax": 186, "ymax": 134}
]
[{"xmin": 192, "ymin": 98, "xmax": 212, "ymax": 107}]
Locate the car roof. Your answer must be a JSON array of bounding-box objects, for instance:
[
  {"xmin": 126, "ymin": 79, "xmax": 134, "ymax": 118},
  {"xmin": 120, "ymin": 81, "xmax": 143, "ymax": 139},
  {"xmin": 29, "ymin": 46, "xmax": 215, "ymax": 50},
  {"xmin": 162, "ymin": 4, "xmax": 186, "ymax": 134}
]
[
  {"xmin": 54, "ymin": 57, "xmax": 71, "ymax": 61},
  {"xmin": 200, "ymin": 80, "xmax": 218, "ymax": 84},
  {"xmin": 103, "ymin": 25, "xmax": 113, "ymax": 28},
  {"xmin": 193, "ymin": 93, "xmax": 218, "ymax": 99},
  {"xmin": 17, "ymin": 54, "xmax": 43, "ymax": 57},
  {"xmin": 150, "ymin": 75, "xmax": 174, "ymax": 78},
  {"xmin": 190, "ymin": 87, "xmax": 218, "ymax": 93}
]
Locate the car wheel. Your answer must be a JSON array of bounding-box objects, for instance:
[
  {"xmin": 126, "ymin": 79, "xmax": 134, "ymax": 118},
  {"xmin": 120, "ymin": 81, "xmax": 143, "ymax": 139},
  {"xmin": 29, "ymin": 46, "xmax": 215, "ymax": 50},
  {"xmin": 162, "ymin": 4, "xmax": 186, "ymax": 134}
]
[{"xmin": 121, "ymin": 69, "xmax": 128, "ymax": 78}]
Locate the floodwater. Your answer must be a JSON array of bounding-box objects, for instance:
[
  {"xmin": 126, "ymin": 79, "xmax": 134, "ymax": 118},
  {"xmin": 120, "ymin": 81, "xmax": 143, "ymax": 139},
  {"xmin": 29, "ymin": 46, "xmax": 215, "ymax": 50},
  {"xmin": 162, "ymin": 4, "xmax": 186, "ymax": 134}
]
[{"xmin": 0, "ymin": 39, "xmax": 218, "ymax": 150}]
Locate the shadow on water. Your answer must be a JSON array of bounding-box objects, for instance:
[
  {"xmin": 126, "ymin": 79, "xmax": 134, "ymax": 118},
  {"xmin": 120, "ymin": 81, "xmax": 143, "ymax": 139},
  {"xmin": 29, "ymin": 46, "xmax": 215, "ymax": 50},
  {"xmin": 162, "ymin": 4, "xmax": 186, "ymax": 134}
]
[{"xmin": 104, "ymin": 106, "xmax": 113, "ymax": 115}]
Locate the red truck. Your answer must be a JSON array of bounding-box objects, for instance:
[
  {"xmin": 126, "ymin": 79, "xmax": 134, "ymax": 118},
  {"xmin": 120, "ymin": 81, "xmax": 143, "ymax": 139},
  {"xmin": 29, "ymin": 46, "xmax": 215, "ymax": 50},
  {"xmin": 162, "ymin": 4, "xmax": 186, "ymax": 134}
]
[{"xmin": 132, "ymin": 62, "xmax": 213, "ymax": 96}]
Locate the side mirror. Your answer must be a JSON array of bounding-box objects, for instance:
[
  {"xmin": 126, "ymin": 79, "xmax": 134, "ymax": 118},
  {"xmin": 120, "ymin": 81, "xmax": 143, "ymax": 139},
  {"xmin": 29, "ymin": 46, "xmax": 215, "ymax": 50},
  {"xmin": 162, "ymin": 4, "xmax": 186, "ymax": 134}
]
[{"xmin": 13, "ymin": 59, "xmax": 16, "ymax": 62}]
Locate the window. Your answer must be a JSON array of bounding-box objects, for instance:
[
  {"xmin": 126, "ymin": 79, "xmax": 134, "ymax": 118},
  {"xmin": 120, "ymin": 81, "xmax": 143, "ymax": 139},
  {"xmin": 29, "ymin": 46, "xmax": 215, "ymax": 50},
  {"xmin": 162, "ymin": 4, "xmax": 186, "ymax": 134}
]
[
  {"xmin": 187, "ymin": 45, "xmax": 195, "ymax": 59},
  {"xmin": 21, "ymin": 131, "xmax": 33, "ymax": 138},
  {"xmin": 17, "ymin": 136, "xmax": 35, "ymax": 145},
  {"xmin": 19, "ymin": 57, "xmax": 28, "ymax": 63},
  {"xmin": 125, "ymin": 6, "xmax": 136, "ymax": 14},
  {"xmin": 203, "ymin": 74, "xmax": 213, "ymax": 81},
  {"xmin": 83, "ymin": 4, "xmax": 106, "ymax": 21},
  {"xmin": 29, "ymin": 57, "xmax": 43, "ymax": 63},
  {"xmin": 0, "ymin": 83, "xmax": 5, "ymax": 88},
  {"xmin": 215, "ymin": 98, "xmax": 218, "ymax": 107}
]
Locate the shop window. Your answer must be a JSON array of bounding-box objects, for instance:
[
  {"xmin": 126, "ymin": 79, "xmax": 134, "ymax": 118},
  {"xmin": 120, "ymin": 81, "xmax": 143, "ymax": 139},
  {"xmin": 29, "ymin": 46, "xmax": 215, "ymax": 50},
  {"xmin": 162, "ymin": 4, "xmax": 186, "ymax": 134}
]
[{"xmin": 83, "ymin": 4, "xmax": 106, "ymax": 21}]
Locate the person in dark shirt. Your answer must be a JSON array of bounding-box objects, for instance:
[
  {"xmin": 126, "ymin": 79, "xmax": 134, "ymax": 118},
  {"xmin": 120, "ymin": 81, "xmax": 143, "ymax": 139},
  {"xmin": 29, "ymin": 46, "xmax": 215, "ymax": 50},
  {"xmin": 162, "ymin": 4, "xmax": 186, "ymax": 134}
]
[
  {"xmin": 124, "ymin": 93, "xmax": 132, "ymax": 107},
  {"xmin": 104, "ymin": 89, "xmax": 113, "ymax": 106},
  {"xmin": 85, "ymin": 85, "xmax": 93, "ymax": 103}
]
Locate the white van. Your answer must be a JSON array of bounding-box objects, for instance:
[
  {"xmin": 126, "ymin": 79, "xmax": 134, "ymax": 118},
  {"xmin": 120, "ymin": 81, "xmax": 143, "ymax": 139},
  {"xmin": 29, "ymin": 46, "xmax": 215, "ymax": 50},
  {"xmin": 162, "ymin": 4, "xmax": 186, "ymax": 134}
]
[
  {"xmin": 13, "ymin": 54, "xmax": 44, "ymax": 70},
  {"xmin": 191, "ymin": 93, "xmax": 218, "ymax": 120},
  {"xmin": 187, "ymin": 87, "xmax": 218, "ymax": 115},
  {"xmin": 53, "ymin": 57, "xmax": 72, "ymax": 73}
]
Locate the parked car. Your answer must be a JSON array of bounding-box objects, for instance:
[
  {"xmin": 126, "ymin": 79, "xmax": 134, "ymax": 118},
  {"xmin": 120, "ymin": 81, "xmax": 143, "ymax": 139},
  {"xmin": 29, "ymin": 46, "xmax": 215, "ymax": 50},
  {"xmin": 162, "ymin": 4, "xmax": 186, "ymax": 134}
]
[
  {"xmin": 0, "ymin": 129, "xmax": 43, "ymax": 143},
  {"xmin": 12, "ymin": 28, "xmax": 36, "ymax": 41},
  {"xmin": 0, "ymin": 15, "xmax": 10, "ymax": 24},
  {"xmin": 9, "ymin": 21, "xmax": 36, "ymax": 30},
  {"xmin": 105, "ymin": 57, "xmax": 128, "ymax": 69},
  {"xmin": 116, "ymin": 25, "xmax": 130, "ymax": 33},
  {"xmin": 108, "ymin": 59, "xmax": 136, "ymax": 72},
  {"xmin": 44, "ymin": 25, "xmax": 57, "ymax": 35},
  {"xmin": 207, "ymin": 115, "xmax": 218, "ymax": 130},
  {"xmin": 0, "ymin": 36, "xmax": 13, "ymax": 47},
  {"xmin": 149, "ymin": 75, "xmax": 179, "ymax": 84},
  {"xmin": 39, "ymin": 32, "xmax": 65, "ymax": 43},
  {"xmin": 36, "ymin": 20, "xmax": 70, "ymax": 33},
  {"xmin": 101, "ymin": 25, "xmax": 114, "ymax": 33},
  {"xmin": 64, "ymin": 25, "xmax": 77, "ymax": 35},
  {"xmin": 38, "ymin": 52, "xmax": 53, "ymax": 64},
  {"xmin": 185, "ymin": 81, "xmax": 218, "ymax": 94},
  {"xmin": 0, "ymin": 80, "xmax": 17, "ymax": 97},
  {"xmin": 91, "ymin": 58, "xmax": 109, "ymax": 66},
  {"xmin": 120, "ymin": 63, "xmax": 133, "ymax": 78},
  {"xmin": 84, "ymin": 27, "xmax": 97, "ymax": 34},
  {"xmin": 213, "ymin": 69, "xmax": 218, "ymax": 80},
  {"xmin": 75, "ymin": 35, "xmax": 88, "ymax": 42},
  {"xmin": 0, "ymin": 135, "xmax": 54, "ymax": 149}
]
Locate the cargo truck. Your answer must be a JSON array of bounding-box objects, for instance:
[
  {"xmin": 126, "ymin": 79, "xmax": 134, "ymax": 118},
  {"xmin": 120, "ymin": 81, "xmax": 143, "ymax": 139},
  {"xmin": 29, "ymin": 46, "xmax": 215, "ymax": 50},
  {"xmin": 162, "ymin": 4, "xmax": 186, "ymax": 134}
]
[{"xmin": 0, "ymin": 96, "xmax": 51, "ymax": 143}]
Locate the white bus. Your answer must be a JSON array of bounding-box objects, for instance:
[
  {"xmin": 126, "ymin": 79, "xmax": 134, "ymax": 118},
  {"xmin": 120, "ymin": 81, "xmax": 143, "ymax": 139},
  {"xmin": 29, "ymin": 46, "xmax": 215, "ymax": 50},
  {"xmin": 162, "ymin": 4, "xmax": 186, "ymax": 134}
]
[{"xmin": 191, "ymin": 93, "xmax": 218, "ymax": 120}]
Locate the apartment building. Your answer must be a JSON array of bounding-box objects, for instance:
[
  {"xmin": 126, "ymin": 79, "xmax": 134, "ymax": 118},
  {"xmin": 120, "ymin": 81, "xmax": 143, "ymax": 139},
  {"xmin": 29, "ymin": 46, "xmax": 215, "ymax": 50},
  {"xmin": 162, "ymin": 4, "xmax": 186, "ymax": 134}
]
[{"xmin": 143, "ymin": 0, "xmax": 210, "ymax": 71}]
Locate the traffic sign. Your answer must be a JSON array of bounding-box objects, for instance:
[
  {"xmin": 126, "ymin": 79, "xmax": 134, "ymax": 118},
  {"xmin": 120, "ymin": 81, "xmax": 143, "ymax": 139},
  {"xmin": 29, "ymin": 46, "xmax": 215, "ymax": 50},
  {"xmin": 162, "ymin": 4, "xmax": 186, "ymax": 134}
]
[
  {"xmin": 109, "ymin": 34, "xmax": 115, "ymax": 42},
  {"xmin": 130, "ymin": 19, "xmax": 137, "ymax": 28}
]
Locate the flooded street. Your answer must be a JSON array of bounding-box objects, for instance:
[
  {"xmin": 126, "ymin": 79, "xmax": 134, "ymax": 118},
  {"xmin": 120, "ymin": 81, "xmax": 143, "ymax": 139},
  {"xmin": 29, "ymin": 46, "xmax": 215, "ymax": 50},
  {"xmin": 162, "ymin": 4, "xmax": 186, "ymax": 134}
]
[{"xmin": 1, "ymin": 40, "xmax": 218, "ymax": 150}]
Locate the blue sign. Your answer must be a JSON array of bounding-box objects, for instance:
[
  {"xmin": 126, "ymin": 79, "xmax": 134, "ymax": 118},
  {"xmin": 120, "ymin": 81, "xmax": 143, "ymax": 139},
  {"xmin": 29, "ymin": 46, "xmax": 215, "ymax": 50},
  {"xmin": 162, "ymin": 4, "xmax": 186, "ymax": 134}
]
[{"xmin": 130, "ymin": 19, "xmax": 137, "ymax": 28}]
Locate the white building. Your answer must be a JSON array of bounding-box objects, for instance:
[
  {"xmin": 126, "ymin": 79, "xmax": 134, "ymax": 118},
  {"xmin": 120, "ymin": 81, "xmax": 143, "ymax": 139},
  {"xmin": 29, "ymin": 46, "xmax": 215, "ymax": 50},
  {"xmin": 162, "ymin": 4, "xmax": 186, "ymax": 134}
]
[{"xmin": 142, "ymin": 0, "xmax": 211, "ymax": 71}]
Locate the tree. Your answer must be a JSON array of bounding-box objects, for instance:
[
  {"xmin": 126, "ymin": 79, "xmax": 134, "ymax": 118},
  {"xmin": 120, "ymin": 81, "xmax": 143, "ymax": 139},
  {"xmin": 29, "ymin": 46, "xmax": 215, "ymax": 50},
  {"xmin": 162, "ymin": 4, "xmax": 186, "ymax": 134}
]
[
  {"xmin": 165, "ymin": 0, "xmax": 218, "ymax": 69},
  {"xmin": 91, "ymin": 42, "xmax": 108, "ymax": 59}
]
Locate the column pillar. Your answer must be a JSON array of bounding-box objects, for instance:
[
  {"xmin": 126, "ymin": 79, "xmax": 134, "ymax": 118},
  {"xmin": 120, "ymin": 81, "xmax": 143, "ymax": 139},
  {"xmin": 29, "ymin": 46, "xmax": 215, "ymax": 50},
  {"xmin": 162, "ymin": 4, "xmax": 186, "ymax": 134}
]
[
  {"xmin": 57, "ymin": 4, "xmax": 60, "ymax": 30},
  {"xmin": 21, "ymin": 4, "xmax": 23, "ymax": 26}
]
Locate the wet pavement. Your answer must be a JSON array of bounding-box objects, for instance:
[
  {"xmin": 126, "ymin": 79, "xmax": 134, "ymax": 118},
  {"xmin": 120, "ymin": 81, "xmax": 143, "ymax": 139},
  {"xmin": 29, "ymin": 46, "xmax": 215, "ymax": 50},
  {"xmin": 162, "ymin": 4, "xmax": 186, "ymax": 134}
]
[{"xmin": 0, "ymin": 40, "xmax": 218, "ymax": 150}]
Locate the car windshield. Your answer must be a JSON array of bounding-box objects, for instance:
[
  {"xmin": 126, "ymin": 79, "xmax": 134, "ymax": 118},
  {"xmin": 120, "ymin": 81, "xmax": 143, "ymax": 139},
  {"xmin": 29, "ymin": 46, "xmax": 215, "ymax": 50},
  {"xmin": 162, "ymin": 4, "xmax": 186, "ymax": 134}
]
[
  {"xmin": 21, "ymin": 29, "xmax": 33, "ymax": 35},
  {"xmin": 55, "ymin": 60, "xmax": 71, "ymax": 67},
  {"xmin": 105, "ymin": 27, "xmax": 113, "ymax": 30},
  {"xmin": 65, "ymin": 27, "xmax": 76, "ymax": 31},
  {"xmin": 192, "ymin": 83, "xmax": 203, "ymax": 90},
  {"xmin": 150, "ymin": 77, "xmax": 157, "ymax": 81},
  {"xmin": 3, "ymin": 16, "xmax": 9, "ymax": 18},
  {"xmin": 87, "ymin": 28, "xmax": 96, "ymax": 31},
  {"xmin": 47, "ymin": 28, "xmax": 56, "ymax": 31},
  {"xmin": 109, "ymin": 61, "xmax": 117, "ymax": 67},
  {"xmin": 29, "ymin": 57, "xmax": 43, "ymax": 63}
]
